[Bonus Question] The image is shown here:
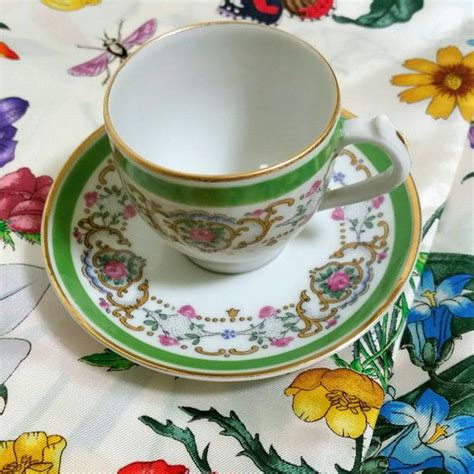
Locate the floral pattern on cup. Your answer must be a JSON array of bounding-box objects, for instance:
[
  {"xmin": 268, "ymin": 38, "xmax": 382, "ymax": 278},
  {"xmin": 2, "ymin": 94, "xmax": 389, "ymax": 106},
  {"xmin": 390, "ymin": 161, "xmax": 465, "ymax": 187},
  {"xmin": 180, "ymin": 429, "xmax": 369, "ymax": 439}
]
[
  {"xmin": 305, "ymin": 179, "xmax": 321, "ymax": 198},
  {"xmin": 188, "ymin": 226, "xmax": 217, "ymax": 243}
]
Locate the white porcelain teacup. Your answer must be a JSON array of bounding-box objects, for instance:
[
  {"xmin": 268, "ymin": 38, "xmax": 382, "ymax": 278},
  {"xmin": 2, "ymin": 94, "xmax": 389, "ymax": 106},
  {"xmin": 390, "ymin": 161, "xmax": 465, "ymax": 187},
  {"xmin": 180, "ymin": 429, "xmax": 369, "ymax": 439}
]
[{"xmin": 104, "ymin": 21, "xmax": 410, "ymax": 274}]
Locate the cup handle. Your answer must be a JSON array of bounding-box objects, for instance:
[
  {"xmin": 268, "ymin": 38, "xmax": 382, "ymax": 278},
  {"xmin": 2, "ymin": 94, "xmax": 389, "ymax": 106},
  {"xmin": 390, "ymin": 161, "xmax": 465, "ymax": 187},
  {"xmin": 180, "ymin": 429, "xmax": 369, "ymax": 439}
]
[{"xmin": 319, "ymin": 115, "xmax": 411, "ymax": 211}]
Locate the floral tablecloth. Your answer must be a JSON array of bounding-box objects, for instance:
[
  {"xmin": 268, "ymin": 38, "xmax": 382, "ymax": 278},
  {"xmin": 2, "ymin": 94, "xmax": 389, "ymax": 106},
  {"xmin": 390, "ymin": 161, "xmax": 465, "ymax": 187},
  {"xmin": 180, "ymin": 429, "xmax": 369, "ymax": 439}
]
[{"xmin": 1, "ymin": 1, "xmax": 473, "ymax": 473}]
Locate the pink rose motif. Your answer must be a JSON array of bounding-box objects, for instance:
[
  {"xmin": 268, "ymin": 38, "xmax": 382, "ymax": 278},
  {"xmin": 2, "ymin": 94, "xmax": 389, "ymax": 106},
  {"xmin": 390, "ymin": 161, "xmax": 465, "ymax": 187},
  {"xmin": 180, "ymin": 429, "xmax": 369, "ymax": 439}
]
[
  {"xmin": 371, "ymin": 195, "xmax": 385, "ymax": 209},
  {"xmin": 271, "ymin": 336, "xmax": 294, "ymax": 347},
  {"xmin": 103, "ymin": 260, "xmax": 127, "ymax": 280},
  {"xmin": 327, "ymin": 271, "xmax": 351, "ymax": 292},
  {"xmin": 159, "ymin": 335, "xmax": 178, "ymax": 346},
  {"xmin": 84, "ymin": 191, "xmax": 98, "ymax": 208},
  {"xmin": 377, "ymin": 250, "xmax": 388, "ymax": 263},
  {"xmin": 305, "ymin": 180, "xmax": 321, "ymax": 198},
  {"xmin": 188, "ymin": 227, "xmax": 216, "ymax": 243},
  {"xmin": 73, "ymin": 228, "xmax": 82, "ymax": 241},
  {"xmin": 331, "ymin": 207, "xmax": 345, "ymax": 221},
  {"xmin": 326, "ymin": 318, "xmax": 338, "ymax": 329},
  {"xmin": 258, "ymin": 306, "xmax": 277, "ymax": 318},
  {"xmin": 249, "ymin": 209, "xmax": 264, "ymax": 217},
  {"xmin": 0, "ymin": 167, "xmax": 53, "ymax": 233},
  {"xmin": 177, "ymin": 305, "xmax": 196, "ymax": 319},
  {"xmin": 123, "ymin": 204, "xmax": 137, "ymax": 219},
  {"xmin": 99, "ymin": 297, "xmax": 110, "ymax": 310}
]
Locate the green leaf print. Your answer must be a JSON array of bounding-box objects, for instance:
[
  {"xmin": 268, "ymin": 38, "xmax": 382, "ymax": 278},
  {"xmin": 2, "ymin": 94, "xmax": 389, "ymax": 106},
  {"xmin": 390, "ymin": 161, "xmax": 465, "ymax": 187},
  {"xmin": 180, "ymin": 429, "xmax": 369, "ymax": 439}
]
[
  {"xmin": 15, "ymin": 232, "xmax": 41, "ymax": 245},
  {"xmin": 140, "ymin": 415, "xmax": 212, "ymax": 473},
  {"xmin": 333, "ymin": 0, "xmax": 424, "ymax": 28},
  {"xmin": 0, "ymin": 385, "xmax": 7, "ymax": 415},
  {"xmin": 79, "ymin": 349, "xmax": 137, "ymax": 371},
  {"xmin": 181, "ymin": 406, "xmax": 316, "ymax": 473}
]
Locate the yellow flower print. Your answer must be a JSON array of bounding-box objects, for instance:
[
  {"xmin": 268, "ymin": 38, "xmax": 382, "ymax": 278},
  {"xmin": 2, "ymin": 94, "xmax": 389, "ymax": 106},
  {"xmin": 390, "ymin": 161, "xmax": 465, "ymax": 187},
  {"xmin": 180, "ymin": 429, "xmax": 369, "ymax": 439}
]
[
  {"xmin": 391, "ymin": 46, "xmax": 474, "ymax": 122},
  {"xmin": 285, "ymin": 368, "xmax": 384, "ymax": 439},
  {"xmin": 41, "ymin": 0, "xmax": 101, "ymax": 11},
  {"xmin": 0, "ymin": 432, "xmax": 66, "ymax": 473}
]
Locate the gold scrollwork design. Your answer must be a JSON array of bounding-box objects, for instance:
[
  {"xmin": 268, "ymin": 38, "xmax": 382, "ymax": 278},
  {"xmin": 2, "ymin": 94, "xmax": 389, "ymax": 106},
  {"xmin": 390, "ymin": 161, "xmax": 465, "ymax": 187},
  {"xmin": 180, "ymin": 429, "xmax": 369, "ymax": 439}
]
[
  {"xmin": 118, "ymin": 173, "xmax": 297, "ymax": 252},
  {"xmin": 195, "ymin": 347, "xmax": 227, "ymax": 356},
  {"xmin": 107, "ymin": 280, "xmax": 149, "ymax": 331},
  {"xmin": 235, "ymin": 198, "xmax": 295, "ymax": 248},
  {"xmin": 195, "ymin": 346, "xmax": 260, "ymax": 356},
  {"xmin": 79, "ymin": 216, "xmax": 131, "ymax": 250},
  {"xmin": 296, "ymin": 290, "xmax": 338, "ymax": 338},
  {"xmin": 341, "ymin": 149, "xmax": 371, "ymax": 178}
]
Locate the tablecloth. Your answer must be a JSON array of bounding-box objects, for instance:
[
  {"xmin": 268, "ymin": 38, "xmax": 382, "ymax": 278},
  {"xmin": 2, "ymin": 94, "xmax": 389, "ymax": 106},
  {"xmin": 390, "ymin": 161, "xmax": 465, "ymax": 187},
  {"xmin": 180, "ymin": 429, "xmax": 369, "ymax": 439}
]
[{"xmin": 1, "ymin": 1, "xmax": 473, "ymax": 473}]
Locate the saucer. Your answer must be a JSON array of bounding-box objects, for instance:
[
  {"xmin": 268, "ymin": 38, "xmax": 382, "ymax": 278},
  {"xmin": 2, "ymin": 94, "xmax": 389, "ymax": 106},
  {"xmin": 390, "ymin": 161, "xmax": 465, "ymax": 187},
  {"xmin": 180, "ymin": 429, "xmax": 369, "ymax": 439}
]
[{"xmin": 42, "ymin": 122, "xmax": 420, "ymax": 381}]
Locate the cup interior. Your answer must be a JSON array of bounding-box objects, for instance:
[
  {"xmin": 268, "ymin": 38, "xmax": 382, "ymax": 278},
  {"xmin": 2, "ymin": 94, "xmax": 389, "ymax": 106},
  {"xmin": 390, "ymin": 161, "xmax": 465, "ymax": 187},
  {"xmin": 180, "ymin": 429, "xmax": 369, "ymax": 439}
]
[{"xmin": 107, "ymin": 23, "xmax": 338, "ymax": 176}]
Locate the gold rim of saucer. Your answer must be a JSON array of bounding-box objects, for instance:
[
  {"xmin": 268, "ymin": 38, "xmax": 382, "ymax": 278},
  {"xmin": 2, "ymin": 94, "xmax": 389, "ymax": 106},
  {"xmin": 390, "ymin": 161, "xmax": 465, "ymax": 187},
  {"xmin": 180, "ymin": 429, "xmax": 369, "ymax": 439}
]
[{"xmin": 103, "ymin": 20, "xmax": 341, "ymax": 183}]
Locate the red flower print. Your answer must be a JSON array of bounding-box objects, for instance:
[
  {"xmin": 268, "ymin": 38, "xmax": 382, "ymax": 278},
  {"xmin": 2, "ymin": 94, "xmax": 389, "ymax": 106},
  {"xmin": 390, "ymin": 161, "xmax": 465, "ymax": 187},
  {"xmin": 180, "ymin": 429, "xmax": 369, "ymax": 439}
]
[
  {"xmin": 158, "ymin": 335, "xmax": 178, "ymax": 346},
  {"xmin": 0, "ymin": 42, "xmax": 19, "ymax": 60},
  {"xmin": 258, "ymin": 306, "xmax": 277, "ymax": 318},
  {"xmin": 371, "ymin": 196, "xmax": 385, "ymax": 209},
  {"xmin": 103, "ymin": 260, "xmax": 127, "ymax": 280},
  {"xmin": 271, "ymin": 336, "xmax": 294, "ymax": 347},
  {"xmin": 84, "ymin": 191, "xmax": 97, "ymax": 208},
  {"xmin": 177, "ymin": 305, "xmax": 196, "ymax": 319},
  {"xmin": 331, "ymin": 207, "xmax": 345, "ymax": 221},
  {"xmin": 327, "ymin": 271, "xmax": 351, "ymax": 292},
  {"xmin": 305, "ymin": 180, "xmax": 321, "ymax": 198},
  {"xmin": 0, "ymin": 167, "xmax": 52, "ymax": 233},
  {"xmin": 118, "ymin": 459, "xmax": 189, "ymax": 474},
  {"xmin": 188, "ymin": 227, "xmax": 215, "ymax": 243},
  {"xmin": 123, "ymin": 204, "xmax": 137, "ymax": 219}
]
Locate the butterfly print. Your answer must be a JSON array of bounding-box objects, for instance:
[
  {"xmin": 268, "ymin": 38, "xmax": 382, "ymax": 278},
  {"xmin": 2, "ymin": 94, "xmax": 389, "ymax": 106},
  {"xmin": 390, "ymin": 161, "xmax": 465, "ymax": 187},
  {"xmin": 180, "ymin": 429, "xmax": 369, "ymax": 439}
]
[
  {"xmin": 218, "ymin": 0, "xmax": 335, "ymax": 24},
  {"xmin": 68, "ymin": 19, "xmax": 157, "ymax": 85},
  {"xmin": 218, "ymin": 0, "xmax": 283, "ymax": 25}
]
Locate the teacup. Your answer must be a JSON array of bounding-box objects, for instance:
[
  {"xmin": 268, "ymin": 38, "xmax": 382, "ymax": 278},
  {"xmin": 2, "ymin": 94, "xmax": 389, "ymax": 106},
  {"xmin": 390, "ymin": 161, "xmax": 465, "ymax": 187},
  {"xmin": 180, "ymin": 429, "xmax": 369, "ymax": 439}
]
[{"xmin": 104, "ymin": 21, "xmax": 410, "ymax": 274}]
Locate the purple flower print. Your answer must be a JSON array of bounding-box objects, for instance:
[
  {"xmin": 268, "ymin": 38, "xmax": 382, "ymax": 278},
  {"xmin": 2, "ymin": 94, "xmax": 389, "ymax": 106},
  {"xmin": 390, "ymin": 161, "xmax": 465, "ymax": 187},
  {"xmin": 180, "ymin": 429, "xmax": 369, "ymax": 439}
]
[{"xmin": 0, "ymin": 97, "xmax": 29, "ymax": 167}]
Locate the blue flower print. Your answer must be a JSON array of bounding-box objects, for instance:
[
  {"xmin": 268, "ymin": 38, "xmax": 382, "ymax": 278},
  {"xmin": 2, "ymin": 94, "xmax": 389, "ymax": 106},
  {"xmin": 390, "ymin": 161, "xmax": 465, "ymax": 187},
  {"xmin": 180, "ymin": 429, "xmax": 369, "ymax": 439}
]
[
  {"xmin": 221, "ymin": 329, "xmax": 236, "ymax": 339},
  {"xmin": 380, "ymin": 389, "xmax": 474, "ymax": 473},
  {"xmin": 406, "ymin": 270, "xmax": 474, "ymax": 368}
]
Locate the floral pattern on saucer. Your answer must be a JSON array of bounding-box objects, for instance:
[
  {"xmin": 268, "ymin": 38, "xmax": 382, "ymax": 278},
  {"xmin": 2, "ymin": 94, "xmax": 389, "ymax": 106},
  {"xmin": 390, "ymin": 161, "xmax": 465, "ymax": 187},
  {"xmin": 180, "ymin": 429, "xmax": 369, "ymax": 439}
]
[{"xmin": 74, "ymin": 149, "xmax": 391, "ymax": 358}]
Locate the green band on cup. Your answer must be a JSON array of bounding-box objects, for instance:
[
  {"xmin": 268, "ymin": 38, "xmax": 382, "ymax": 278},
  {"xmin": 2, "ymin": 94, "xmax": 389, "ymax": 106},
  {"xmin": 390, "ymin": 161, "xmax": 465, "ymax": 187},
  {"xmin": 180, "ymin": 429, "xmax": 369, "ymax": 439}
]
[{"xmin": 113, "ymin": 119, "xmax": 344, "ymax": 207}]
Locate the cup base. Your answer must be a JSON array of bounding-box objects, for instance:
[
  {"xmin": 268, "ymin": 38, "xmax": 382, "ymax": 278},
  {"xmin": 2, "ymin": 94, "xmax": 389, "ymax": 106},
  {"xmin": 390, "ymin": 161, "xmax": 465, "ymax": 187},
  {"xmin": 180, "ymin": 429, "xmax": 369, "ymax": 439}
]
[{"xmin": 187, "ymin": 247, "xmax": 285, "ymax": 274}]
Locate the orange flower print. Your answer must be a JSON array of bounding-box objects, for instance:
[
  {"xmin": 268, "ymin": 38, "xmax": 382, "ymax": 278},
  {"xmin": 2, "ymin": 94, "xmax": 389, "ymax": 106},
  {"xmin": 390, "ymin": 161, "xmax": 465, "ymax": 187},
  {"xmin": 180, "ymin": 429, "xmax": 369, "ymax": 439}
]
[
  {"xmin": 391, "ymin": 46, "xmax": 474, "ymax": 122},
  {"xmin": 285, "ymin": 368, "xmax": 384, "ymax": 439}
]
